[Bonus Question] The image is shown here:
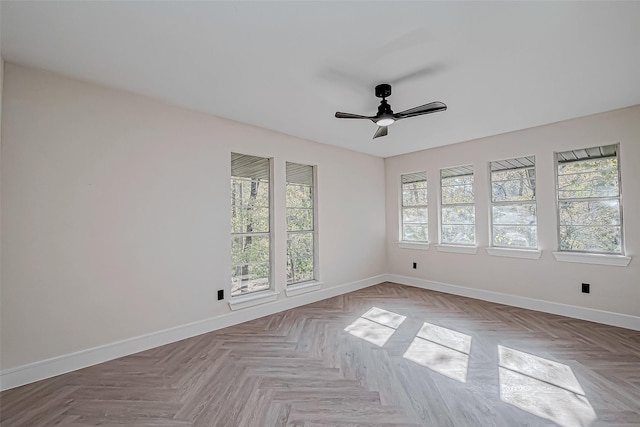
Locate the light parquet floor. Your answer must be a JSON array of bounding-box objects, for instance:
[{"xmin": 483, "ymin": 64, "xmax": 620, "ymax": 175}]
[{"xmin": 1, "ymin": 282, "xmax": 639, "ymax": 426}]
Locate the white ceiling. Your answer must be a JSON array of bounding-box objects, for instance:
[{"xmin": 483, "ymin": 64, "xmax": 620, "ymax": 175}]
[{"xmin": 2, "ymin": 1, "xmax": 640, "ymax": 158}]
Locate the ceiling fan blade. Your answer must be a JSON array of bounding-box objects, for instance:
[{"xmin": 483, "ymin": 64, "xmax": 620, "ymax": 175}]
[
  {"xmin": 373, "ymin": 126, "xmax": 388, "ymax": 139},
  {"xmin": 335, "ymin": 112, "xmax": 373, "ymax": 119},
  {"xmin": 395, "ymin": 101, "xmax": 447, "ymax": 119}
]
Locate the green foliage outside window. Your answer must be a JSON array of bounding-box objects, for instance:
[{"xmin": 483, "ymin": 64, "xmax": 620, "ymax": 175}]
[
  {"xmin": 401, "ymin": 173, "xmax": 428, "ymax": 242},
  {"xmin": 557, "ymin": 153, "xmax": 621, "ymax": 253},
  {"xmin": 491, "ymin": 161, "xmax": 537, "ymax": 249},
  {"xmin": 286, "ymin": 163, "xmax": 315, "ymax": 285},
  {"xmin": 441, "ymin": 168, "xmax": 475, "ymax": 245},
  {"xmin": 231, "ymin": 153, "xmax": 271, "ymax": 296}
]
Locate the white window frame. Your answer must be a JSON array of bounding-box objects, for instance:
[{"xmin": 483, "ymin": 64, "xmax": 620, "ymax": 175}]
[
  {"xmin": 554, "ymin": 143, "xmax": 624, "ymax": 255},
  {"xmin": 286, "ymin": 162, "xmax": 317, "ymax": 286},
  {"xmin": 439, "ymin": 165, "xmax": 476, "ymax": 246},
  {"xmin": 489, "ymin": 156, "xmax": 538, "ymax": 250},
  {"xmin": 400, "ymin": 171, "xmax": 428, "ymax": 244},
  {"xmin": 230, "ymin": 153, "xmax": 273, "ymax": 297}
]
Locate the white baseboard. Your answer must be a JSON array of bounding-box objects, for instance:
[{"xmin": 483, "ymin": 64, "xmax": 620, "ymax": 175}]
[
  {"xmin": 4, "ymin": 273, "xmax": 638, "ymax": 391},
  {"xmin": 0, "ymin": 275, "xmax": 385, "ymax": 391},
  {"xmin": 387, "ymin": 274, "xmax": 640, "ymax": 331}
]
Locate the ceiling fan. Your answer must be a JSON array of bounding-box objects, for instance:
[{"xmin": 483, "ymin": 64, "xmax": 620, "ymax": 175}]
[{"xmin": 335, "ymin": 84, "xmax": 447, "ymax": 139}]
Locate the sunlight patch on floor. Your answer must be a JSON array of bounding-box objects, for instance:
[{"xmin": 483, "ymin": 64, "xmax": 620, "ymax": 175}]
[
  {"xmin": 344, "ymin": 307, "xmax": 406, "ymax": 347},
  {"xmin": 403, "ymin": 322, "xmax": 471, "ymax": 383},
  {"xmin": 362, "ymin": 307, "xmax": 407, "ymax": 329},
  {"xmin": 498, "ymin": 346, "xmax": 597, "ymax": 427}
]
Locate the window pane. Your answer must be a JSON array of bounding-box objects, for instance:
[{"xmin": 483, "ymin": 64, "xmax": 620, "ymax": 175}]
[
  {"xmin": 559, "ymin": 200, "xmax": 620, "ymax": 226},
  {"xmin": 442, "ymin": 175, "xmax": 473, "ymax": 186},
  {"xmin": 442, "ymin": 206, "xmax": 475, "ymax": 225},
  {"xmin": 286, "ymin": 184, "xmax": 313, "ymax": 208},
  {"xmin": 441, "ymin": 184, "xmax": 474, "ymax": 205},
  {"xmin": 231, "ymin": 207, "xmax": 270, "ymax": 233},
  {"xmin": 287, "ymin": 208, "xmax": 313, "ymax": 231},
  {"xmin": 403, "ymin": 224, "xmax": 428, "ymax": 241},
  {"xmin": 442, "ymin": 225, "xmax": 475, "ymax": 245},
  {"xmin": 402, "ymin": 188, "xmax": 427, "ymax": 206},
  {"xmin": 492, "ymin": 204, "xmax": 536, "ymax": 225},
  {"xmin": 557, "ymin": 170, "xmax": 619, "ymax": 199},
  {"xmin": 402, "ymin": 207, "xmax": 428, "ymax": 224},
  {"xmin": 231, "ymin": 179, "xmax": 269, "ymax": 207},
  {"xmin": 402, "ymin": 180, "xmax": 427, "ymax": 191},
  {"xmin": 287, "ymin": 232, "xmax": 313, "ymax": 259},
  {"xmin": 231, "ymin": 263, "xmax": 270, "ymax": 296},
  {"xmin": 493, "ymin": 225, "xmax": 537, "ymax": 248},
  {"xmin": 287, "ymin": 257, "xmax": 314, "ymax": 284},
  {"xmin": 231, "ymin": 235, "xmax": 270, "ymax": 266},
  {"xmin": 287, "ymin": 232, "xmax": 314, "ymax": 284},
  {"xmin": 558, "ymin": 157, "xmax": 617, "ymax": 175},
  {"xmin": 491, "ymin": 168, "xmax": 536, "ymax": 182},
  {"xmin": 492, "ymin": 178, "xmax": 536, "ymax": 202},
  {"xmin": 559, "ymin": 225, "xmax": 621, "ymax": 253}
]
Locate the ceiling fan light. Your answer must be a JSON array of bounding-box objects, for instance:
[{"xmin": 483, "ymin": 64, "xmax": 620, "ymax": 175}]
[{"xmin": 376, "ymin": 118, "xmax": 395, "ymax": 127}]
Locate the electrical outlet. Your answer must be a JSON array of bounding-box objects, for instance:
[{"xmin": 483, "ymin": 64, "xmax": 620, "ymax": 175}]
[
  {"xmin": 217, "ymin": 289, "xmax": 224, "ymax": 300},
  {"xmin": 412, "ymin": 262, "xmax": 417, "ymax": 269},
  {"xmin": 581, "ymin": 283, "xmax": 590, "ymax": 294}
]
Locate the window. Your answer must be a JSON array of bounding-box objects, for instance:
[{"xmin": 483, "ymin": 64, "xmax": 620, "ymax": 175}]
[
  {"xmin": 556, "ymin": 144, "xmax": 623, "ymax": 254},
  {"xmin": 286, "ymin": 162, "xmax": 316, "ymax": 285},
  {"xmin": 440, "ymin": 165, "xmax": 475, "ymax": 245},
  {"xmin": 401, "ymin": 172, "xmax": 428, "ymax": 242},
  {"xmin": 231, "ymin": 153, "xmax": 271, "ymax": 296},
  {"xmin": 490, "ymin": 156, "xmax": 537, "ymax": 249}
]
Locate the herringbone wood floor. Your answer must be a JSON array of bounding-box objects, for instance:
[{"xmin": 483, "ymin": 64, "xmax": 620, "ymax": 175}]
[{"xmin": 1, "ymin": 282, "xmax": 639, "ymax": 426}]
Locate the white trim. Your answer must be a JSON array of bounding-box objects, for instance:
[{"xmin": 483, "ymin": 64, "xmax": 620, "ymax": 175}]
[
  {"xmin": 397, "ymin": 241, "xmax": 430, "ymax": 251},
  {"xmin": 552, "ymin": 251, "xmax": 631, "ymax": 267},
  {"xmin": 435, "ymin": 244, "xmax": 477, "ymax": 254},
  {"xmin": 285, "ymin": 280, "xmax": 323, "ymax": 296},
  {"xmin": 0, "ymin": 275, "xmax": 385, "ymax": 391},
  {"xmin": 387, "ymin": 274, "xmax": 640, "ymax": 332},
  {"xmin": 486, "ymin": 247, "xmax": 542, "ymax": 260},
  {"xmin": 228, "ymin": 290, "xmax": 279, "ymax": 310}
]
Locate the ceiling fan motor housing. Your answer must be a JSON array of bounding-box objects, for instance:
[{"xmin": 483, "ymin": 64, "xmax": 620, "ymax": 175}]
[
  {"xmin": 375, "ymin": 83, "xmax": 392, "ymax": 99},
  {"xmin": 377, "ymin": 100, "xmax": 393, "ymax": 116}
]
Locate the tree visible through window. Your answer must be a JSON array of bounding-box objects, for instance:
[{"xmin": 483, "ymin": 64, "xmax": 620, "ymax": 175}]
[
  {"xmin": 231, "ymin": 153, "xmax": 271, "ymax": 296},
  {"xmin": 490, "ymin": 156, "xmax": 537, "ymax": 249},
  {"xmin": 556, "ymin": 144, "xmax": 623, "ymax": 254},
  {"xmin": 286, "ymin": 162, "xmax": 315, "ymax": 285},
  {"xmin": 440, "ymin": 166, "xmax": 475, "ymax": 245},
  {"xmin": 401, "ymin": 172, "xmax": 428, "ymax": 242}
]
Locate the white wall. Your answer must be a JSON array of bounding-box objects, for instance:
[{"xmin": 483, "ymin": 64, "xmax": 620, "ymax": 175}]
[
  {"xmin": 386, "ymin": 105, "xmax": 640, "ymax": 317},
  {"xmin": 1, "ymin": 57, "xmax": 4, "ymax": 371},
  {"xmin": 0, "ymin": 64, "xmax": 386, "ymax": 371},
  {"xmin": 2, "ymin": 61, "xmax": 638, "ymax": 388}
]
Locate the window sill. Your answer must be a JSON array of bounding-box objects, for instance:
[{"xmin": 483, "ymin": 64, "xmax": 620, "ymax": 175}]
[
  {"xmin": 552, "ymin": 252, "xmax": 631, "ymax": 267},
  {"xmin": 228, "ymin": 290, "xmax": 279, "ymax": 311},
  {"xmin": 285, "ymin": 280, "xmax": 323, "ymax": 297},
  {"xmin": 435, "ymin": 244, "xmax": 477, "ymax": 255},
  {"xmin": 397, "ymin": 241, "xmax": 430, "ymax": 251},
  {"xmin": 486, "ymin": 247, "xmax": 542, "ymax": 260}
]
